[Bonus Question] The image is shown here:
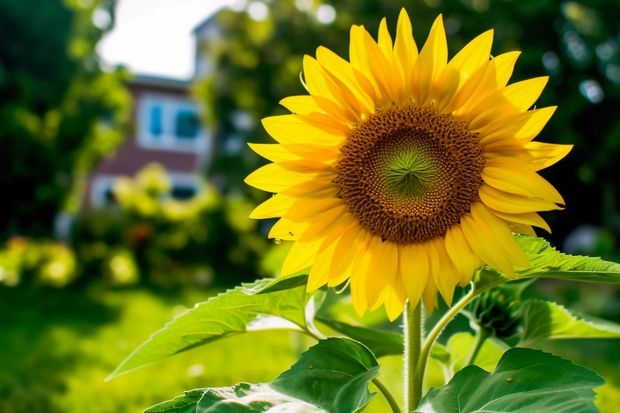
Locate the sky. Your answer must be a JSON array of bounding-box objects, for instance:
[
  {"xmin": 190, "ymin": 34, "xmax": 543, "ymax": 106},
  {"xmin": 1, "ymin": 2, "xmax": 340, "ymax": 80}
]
[{"xmin": 98, "ymin": 0, "xmax": 238, "ymax": 80}]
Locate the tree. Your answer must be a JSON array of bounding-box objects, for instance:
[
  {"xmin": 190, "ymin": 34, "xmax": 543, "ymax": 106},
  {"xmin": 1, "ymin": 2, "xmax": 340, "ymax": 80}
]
[{"xmin": 0, "ymin": 0, "xmax": 131, "ymax": 239}]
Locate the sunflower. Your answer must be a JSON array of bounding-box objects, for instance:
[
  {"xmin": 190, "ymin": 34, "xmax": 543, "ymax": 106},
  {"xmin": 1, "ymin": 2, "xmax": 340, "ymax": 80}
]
[{"xmin": 245, "ymin": 9, "xmax": 571, "ymax": 320}]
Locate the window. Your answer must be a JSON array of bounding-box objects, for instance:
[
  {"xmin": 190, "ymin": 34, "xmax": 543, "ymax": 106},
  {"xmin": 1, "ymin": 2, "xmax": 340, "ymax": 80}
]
[
  {"xmin": 137, "ymin": 95, "xmax": 208, "ymax": 152},
  {"xmin": 149, "ymin": 105, "xmax": 163, "ymax": 137},
  {"xmin": 174, "ymin": 109, "xmax": 200, "ymax": 139}
]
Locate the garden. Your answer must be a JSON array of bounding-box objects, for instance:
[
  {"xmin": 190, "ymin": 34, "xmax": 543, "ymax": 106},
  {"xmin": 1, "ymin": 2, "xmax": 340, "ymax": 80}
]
[{"xmin": 2, "ymin": 0, "xmax": 620, "ymax": 412}]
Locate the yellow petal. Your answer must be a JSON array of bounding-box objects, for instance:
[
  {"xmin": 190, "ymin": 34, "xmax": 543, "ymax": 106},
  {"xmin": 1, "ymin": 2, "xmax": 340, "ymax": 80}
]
[
  {"xmin": 281, "ymin": 238, "xmax": 321, "ymax": 276},
  {"xmin": 452, "ymin": 51, "xmax": 520, "ymax": 116},
  {"xmin": 524, "ymin": 141, "xmax": 573, "ymax": 171},
  {"xmin": 435, "ymin": 29, "xmax": 493, "ymax": 110},
  {"xmin": 279, "ymin": 95, "xmax": 322, "ymax": 114},
  {"xmin": 248, "ymin": 143, "xmax": 339, "ymax": 164},
  {"xmin": 249, "ymin": 193, "xmax": 295, "ymax": 219},
  {"xmin": 398, "ymin": 243, "xmax": 428, "ymax": 308},
  {"xmin": 382, "ymin": 280, "xmax": 407, "ymax": 321},
  {"xmin": 244, "ymin": 163, "xmax": 335, "ymax": 193},
  {"xmin": 444, "ymin": 225, "xmax": 482, "ymax": 285},
  {"xmin": 327, "ymin": 224, "xmax": 367, "ymax": 287},
  {"xmin": 302, "ymin": 56, "xmax": 360, "ymax": 123},
  {"xmin": 366, "ymin": 238, "xmax": 398, "ymax": 309},
  {"xmin": 268, "ymin": 217, "xmax": 309, "ymax": 241},
  {"xmin": 307, "ymin": 218, "xmax": 354, "ymax": 290},
  {"xmin": 411, "ymin": 15, "xmax": 447, "ymax": 105},
  {"xmin": 285, "ymin": 197, "xmax": 344, "ymax": 222},
  {"xmin": 482, "ymin": 162, "xmax": 565, "ymax": 205},
  {"xmin": 429, "ymin": 237, "xmax": 460, "ymax": 305},
  {"xmin": 479, "ymin": 183, "xmax": 561, "ymax": 214},
  {"xmin": 494, "ymin": 210, "xmax": 552, "ymax": 233},
  {"xmin": 315, "ymin": 46, "xmax": 375, "ymax": 115},
  {"xmin": 476, "ymin": 106, "xmax": 557, "ymax": 146},
  {"xmin": 394, "ymin": 9, "xmax": 418, "ymax": 102},
  {"xmin": 422, "ymin": 281, "xmax": 439, "ymax": 311},
  {"xmin": 297, "ymin": 204, "xmax": 348, "ymax": 242},
  {"xmin": 262, "ymin": 114, "xmax": 346, "ymax": 145}
]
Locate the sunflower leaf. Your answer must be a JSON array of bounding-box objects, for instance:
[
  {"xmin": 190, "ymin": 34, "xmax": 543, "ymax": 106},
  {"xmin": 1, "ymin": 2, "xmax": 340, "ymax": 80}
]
[
  {"xmin": 315, "ymin": 316, "xmax": 403, "ymax": 357},
  {"xmin": 521, "ymin": 299, "xmax": 620, "ymax": 344},
  {"xmin": 420, "ymin": 347, "xmax": 604, "ymax": 413},
  {"xmin": 475, "ymin": 235, "xmax": 620, "ymax": 291},
  {"xmin": 109, "ymin": 277, "xmax": 310, "ymax": 379},
  {"xmin": 146, "ymin": 383, "xmax": 325, "ymax": 413},
  {"xmin": 271, "ymin": 337, "xmax": 379, "ymax": 413},
  {"xmin": 144, "ymin": 389, "xmax": 204, "ymax": 413}
]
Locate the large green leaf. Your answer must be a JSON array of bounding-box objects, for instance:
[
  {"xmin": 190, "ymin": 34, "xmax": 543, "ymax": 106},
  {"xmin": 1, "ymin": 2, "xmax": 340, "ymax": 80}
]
[
  {"xmin": 145, "ymin": 338, "xmax": 378, "ymax": 413},
  {"xmin": 144, "ymin": 389, "xmax": 204, "ymax": 413},
  {"xmin": 145, "ymin": 383, "xmax": 323, "ymax": 413},
  {"xmin": 315, "ymin": 316, "xmax": 403, "ymax": 357},
  {"xmin": 271, "ymin": 337, "xmax": 380, "ymax": 413},
  {"xmin": 420, "ymin": 347, "xmax": 604, "ymax": 413},
  {"xmin": 109, "ymin": 277, "xmax": 310, "ymax": 378},
  {"xmin": 475, "ymin": 235, "xmax": 620, "ymax": 291},
  {"xmin": 521, "ymin": 299, "xmax": 620, "ymax": 344}
]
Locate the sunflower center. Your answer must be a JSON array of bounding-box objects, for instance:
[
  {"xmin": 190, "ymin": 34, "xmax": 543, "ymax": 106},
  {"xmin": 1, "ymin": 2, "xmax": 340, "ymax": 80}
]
[{"xmin": 335, "ymin": 105, "xmax": 485, "ymax": 244}]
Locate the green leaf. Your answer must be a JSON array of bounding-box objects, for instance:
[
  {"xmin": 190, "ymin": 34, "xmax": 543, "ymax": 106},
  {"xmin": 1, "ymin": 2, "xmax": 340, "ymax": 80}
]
[
  {"xmin": 145, "ymin": 389, "xmax": 204, "ymax": 413},
  {"xmin": 109, "ymin": 277, "xmax": 310, "ymax": 379},
  {"xmin": 521, "ymin": 299, "xmax": 620, "ymax": 343},
  {"xmin": 147, "ymin": 383, "xmax": 324, "ymax": 413},
  {"xmin": 315, "ymin": 316, "xmax": 403, "ymax": 357},
  {"xmin": 421, "ymin": 347, "xmax": 604, "ymax": 413},
  {"xmin": 243, "ymin": 274, "xmax": 309, "ymax": 294},
  {"xmin": 475, "ymin": 235, "xmax": 620, "ymax": 291},
  {"xmin": 146, "ymin": 339, "xmax": 379, "ymax": 413},
  {"xmin": 271, "ymin": 337, "xmax": 380, "ymax": 413}
]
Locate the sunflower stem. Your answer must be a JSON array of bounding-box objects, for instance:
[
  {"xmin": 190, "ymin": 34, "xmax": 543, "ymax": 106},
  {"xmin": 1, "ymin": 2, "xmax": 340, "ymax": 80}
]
[
  {"xmin": 414, "ymin": 284, "xmax": 478, "ymax": 402},
  {"xmin": 373, "ymin": 377, "xmax": 402, "ymax": 413},
  {"xmin": 463, "ymin": 326, "xmax": 490, "ymax": 366},
  {"xmin": 404, "ymin": 300, "xmax": 422, "ymax": 412}
]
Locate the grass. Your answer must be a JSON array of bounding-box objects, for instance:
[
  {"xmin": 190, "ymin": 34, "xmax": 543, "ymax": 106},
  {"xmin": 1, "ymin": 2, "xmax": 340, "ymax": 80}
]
[{"xmin": 0, "ymin": 285, "xmax": 307, "ymax": 412}]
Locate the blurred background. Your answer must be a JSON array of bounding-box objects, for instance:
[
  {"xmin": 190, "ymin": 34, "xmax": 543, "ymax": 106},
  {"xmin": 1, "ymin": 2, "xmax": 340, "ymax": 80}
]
[{"xmin": 1, "ymin": 0, "xmax": 619, "ymax": 411}]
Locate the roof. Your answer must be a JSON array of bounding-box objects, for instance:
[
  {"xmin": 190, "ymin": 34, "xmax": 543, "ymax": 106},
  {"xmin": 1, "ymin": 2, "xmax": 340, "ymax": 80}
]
[{"xmin": 130, "ymin": 73, "xmax": 191, "ymax": 90}]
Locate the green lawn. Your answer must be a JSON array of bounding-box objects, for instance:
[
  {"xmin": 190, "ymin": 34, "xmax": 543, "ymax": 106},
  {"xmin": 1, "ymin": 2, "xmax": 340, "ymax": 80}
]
[{"xmin": 0, "ymin": 286, "xmax": 309, "ymax": 412}]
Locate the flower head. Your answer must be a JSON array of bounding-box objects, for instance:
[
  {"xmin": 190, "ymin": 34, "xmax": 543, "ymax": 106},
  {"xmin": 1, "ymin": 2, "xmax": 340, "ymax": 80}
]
[{"xmin": 245, "ymin": 10, "xmax": 571, "ymax": 319}]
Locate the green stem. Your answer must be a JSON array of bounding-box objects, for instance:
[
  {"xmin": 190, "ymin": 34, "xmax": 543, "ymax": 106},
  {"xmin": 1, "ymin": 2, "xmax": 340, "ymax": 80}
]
[
  {"xmin": 463, "ymin": 327, "xmax": 490, "ymax": 366},
  {"xmin": 373, "ymin": 377, "xmax": 402, "ymax": 413},
  {"xmin": 414, "ymin": 284, "xmax": 478, "ymax": 396},
  {"xmin": 404, "ymin": 300, "xmax": 422, "ymax": 412}
]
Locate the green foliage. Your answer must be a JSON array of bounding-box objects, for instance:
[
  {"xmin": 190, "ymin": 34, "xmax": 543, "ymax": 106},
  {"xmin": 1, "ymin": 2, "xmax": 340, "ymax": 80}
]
[
  {"xmin": 0, "ymin": 0, "xmax": 131, "ymax": 238},
  {"xmin": 0, "ymin": 237, "xmax": 76, "ymax": 287},
  {"xmin": 147, "ymin": 338, "xmax": 379, "ymax": 413},
  {"xmin": 421, "ymin": 348, "xmax": 604, "ymax": 413},
  {"xmin": 146, "ymin": 384, "xmax": 322, "ymax": 413},
  {"xmin": 110, "ymin": 276, "xmax": 311, "ymax": 378},
  {"xmin": 476, "ymin": 235, "xmax": 620, "ymax": 291},
  {"xmin": 315, "ymin": 317, "xmax": 403, "ymax": 358},
  {"xmin": 521, "ymin": 300, "xmax": 620, "ymax": 343},
  {"xmin": 70, "ymin": 163, "xmax": 270, "ymax": 287},
  {"xmin": 271, "ymin": 338, "xmax": 379, "ymax": 413}
]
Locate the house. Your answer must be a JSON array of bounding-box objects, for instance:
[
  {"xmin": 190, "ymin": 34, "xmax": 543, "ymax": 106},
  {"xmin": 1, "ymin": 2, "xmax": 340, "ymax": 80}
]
[
  {"xmin": 86, "ymin": 74, "xmax": 212, "ymax": 207},
  {"xmin": 87, "ymin": 7, "xmax": 230, "ymax": 208}
]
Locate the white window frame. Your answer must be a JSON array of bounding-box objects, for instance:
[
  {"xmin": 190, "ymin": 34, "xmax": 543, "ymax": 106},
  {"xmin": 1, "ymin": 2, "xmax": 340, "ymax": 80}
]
[{"xmin": 137, "ymin": 93, "xmax": 208, "ymax": 153}]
